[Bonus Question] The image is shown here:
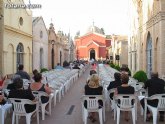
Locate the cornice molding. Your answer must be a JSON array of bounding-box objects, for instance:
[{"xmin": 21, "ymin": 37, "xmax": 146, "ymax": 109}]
[
  {"xmin": 146, "ymin": 11, "xmax": 165, "ymax": 29},
  {"xmin": 4, "ymin": 25, "xmax": 32, "ymax": 38}
]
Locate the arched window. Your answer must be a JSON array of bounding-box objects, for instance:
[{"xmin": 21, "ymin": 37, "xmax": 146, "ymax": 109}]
[
  {"xmin": 60, "ymin": 51, "xmax": 62, "ymax": 66},
  {"xmin": 40, "ymin": 48, "xmax": 44, "ymax": 69},
  {"xmin": 146, "ymin": 33, "xmax": 152, "ymax": 78},
  {"xmin": 134, "ymin": 43, "xmax": 137, "ymax": 71},
  {"xmin": 16, "ymin": 43, "xmax": 24, "ymax": 70},
  {"xmin": 155, "ymin": 38, "xmax": 159, "ymax": 72}
]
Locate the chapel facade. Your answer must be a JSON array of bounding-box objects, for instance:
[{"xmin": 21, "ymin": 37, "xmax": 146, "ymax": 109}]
[{"xmin": 75, "ymin": 25, "xmax": 111, "ymax": 61}]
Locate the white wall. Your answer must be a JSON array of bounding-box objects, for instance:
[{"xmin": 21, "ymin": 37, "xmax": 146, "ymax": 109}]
[{"xmin": 32, "ymin": 17, "xmax": 48, "ymax": 71}]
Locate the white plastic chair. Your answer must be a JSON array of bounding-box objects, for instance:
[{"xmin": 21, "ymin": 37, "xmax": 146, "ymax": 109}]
[
  {"xmin": 52, "ymin": 89, "xmax": 58, "ymax": 107},
  {"xmin": 108, "ymin": 88, "xmax": 116, "ymax": 110},
  {"xmin": 137, "ymin": 88, "xmax": 147, "ymax": 116},
  {"xmin": 81, "ymin": 95, "xmax": 105, "ymax": 124},
  {"xmin": 114, "ymin": 94, "xmax": 137, "ymax": 124},
  {"xmin": 144, "ymin": 94, "xmax": 165, "ymax": 124},
  {"xmin": 9, "ymin": 98, "xmax": 39, "ymax": 124},
  {"xmin": 23, "ymin": 79, "xmax": 31, "ymax": 90},
  {"xmin": 108, "ymin": 88, "xmax": 116, "ymax": 120},
  {"xmin": 32, "ymin": 91, "xmax": 53, "ymax": 120},
  {"xmin": 0, "ymin": 104, "xmax": 12, "ymax": 124}
]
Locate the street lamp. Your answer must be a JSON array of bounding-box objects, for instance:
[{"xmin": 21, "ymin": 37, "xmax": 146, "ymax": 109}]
[{"xmin": 51, "ymin": 40, "xmax": 55, "ymax": 69}]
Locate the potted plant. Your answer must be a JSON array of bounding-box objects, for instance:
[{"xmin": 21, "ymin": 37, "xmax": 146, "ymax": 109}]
[
  {"xmin": 114, "ymin": 65, "xmax": 120, "ymax": 71},
  {"xmin": 133, "ymin": 70, "xmax": 148, "ymax": 84},
  {"xmin": 40, "ymin": 68, "xmax": 48, "ymax": 73},
  {"xmin": 109, "ymin": 63, "xmax": 115, "ymax": 68}
]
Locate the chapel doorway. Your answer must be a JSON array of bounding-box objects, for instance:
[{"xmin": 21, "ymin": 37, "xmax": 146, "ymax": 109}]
[{"xmin": 90, "ymin": 49, "xmax": 95, "ymax": 60}]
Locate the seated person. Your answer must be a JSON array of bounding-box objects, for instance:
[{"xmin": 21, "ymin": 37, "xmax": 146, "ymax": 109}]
[
  {"xmin": 140, "ymin": 72, "xmax": 165, "ymax": 122},
  {"xmin": 86, "ymin": 70, "xmax": 97, "ymax": 84},
  {"xmin": 0, "ymin": 75, "xmax": 8, "ymax": 90},
  {"xmin": 84, "ymin": 74, "xmax": 103, "ymax": 122},
  {"xmin": 31, "ymin": 69, "xmax": 39, "ymax": 82},
  {"xmin": 8, "ymin": 77, "xmax": 36, "ymax": 113},
  {"xmin": 63, "ymin": 61, "xmax": 71, "ymax": 69},
  {"xmin": 120, "ymin": 66, "xmax": 131, "ymax": 76},
  {"xmin": 7, "ymin": 75, "xmax": 21, "ymax": 90},
  {"xmin": 33, "ymin": 69, "xmax": 38, "ymax": 77},
  {"xmin": 54, "ymin": 63, "xmax": 63, "ymax": 69},
  {"xmin": 115, "ymin": 73, "xmax": 135, "ymax": 121},
  {"xmin": 0, "ymin": 91, "xmax": 6, "ymax": 105},
  {"xmin": 91, "ymin": 63, "xmax": 97, "ymax": 70},
  {"xmin": 16, "ymin": 64, "xmax": 30, "ymax": 80},
  {"xmin": 107, "ymin": 72, "xmax": 121, "ymax": 100},
  {"xmin": 72, "ymin": 64, "xmax": 80, "ymax": 69},
  {"xmin": 29, "ymin": 73, "xmax": 52, "ymax": 103}
]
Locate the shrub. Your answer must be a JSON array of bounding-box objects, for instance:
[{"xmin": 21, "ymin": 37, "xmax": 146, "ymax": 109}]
[
  {"xmin": 133, "ymin": 70, "xmax": 148, "ymax": 83},
  {"xmin": 114, "ymin": 65, "xmax": 120, "ymax": 71},
  {"xmin": 110, "ymin": 63, "xmax": 115, "ymax": 68},
  {"xmin": 128, "ymin": 69, "xmax": 131, "ymax": 76},
  {"xmin": 40, "ymin": 68, "xmax": 48, "ymax": 73}
]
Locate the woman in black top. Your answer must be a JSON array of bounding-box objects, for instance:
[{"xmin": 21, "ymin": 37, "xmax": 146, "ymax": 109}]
[
  {"xmin": 29, "ymin": 73, "xmax": 52, "ymax": 103},
  {"xmin": 115, "ymin": 73, "xmax": 135, "ymax": 121},
  {"xmin": 84, "ymin": 74, "xmax": 103, "ymax": 122}
]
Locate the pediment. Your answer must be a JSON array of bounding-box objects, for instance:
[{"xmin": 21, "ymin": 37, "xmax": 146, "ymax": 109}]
[{"xmin": 86, "ymin": 40, "xmax": 99, "ymax": 47}]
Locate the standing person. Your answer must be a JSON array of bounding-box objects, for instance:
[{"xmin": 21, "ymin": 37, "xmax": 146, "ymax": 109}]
[
  {"xmin": 84, "ymin": 74, "xmax": 103, "ymax": 122},
  {"xmin": 16, "ymin": 64, "xmax": 30, "ymax": 80},
  {"xmin": 140, "ymin": 72, "xmax": 165, "ymax": 122},
  {"xmin": 115, "ymin": 73, "xmax": 135, "ymax": 121}
]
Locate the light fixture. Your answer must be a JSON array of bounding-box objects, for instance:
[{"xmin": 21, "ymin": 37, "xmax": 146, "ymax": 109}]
[{"xmin": 51, "ymin": 40, "xmax": 55, "ymax": 45}]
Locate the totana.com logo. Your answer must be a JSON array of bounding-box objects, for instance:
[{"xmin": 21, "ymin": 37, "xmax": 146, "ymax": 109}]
[{"xmin": 4, "ymin": 3, "xmax": 42, "ymax": 9}]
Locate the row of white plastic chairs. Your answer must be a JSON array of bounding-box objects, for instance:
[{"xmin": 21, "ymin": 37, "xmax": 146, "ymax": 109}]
[
  {"xmin": 97, "ymin": 64, "xmax": 143, "ymax": 101},
  {"xmin": 81, "ymin": 92, "xmax": 165, "ymax": 124},
  {"xmin": 97, "ymin": 64, "xmax": 157, "ymax": 124},
  {"xmin": 0, "ymin": 66, "xmax": 89, "ymax": 124},
  {"xmin": 98, "ymin": 64, "xmax": 138, "ymax": 86},
  {"xmin": 110, "ymin": 87, "xmax": 165, "ymax": 124}
]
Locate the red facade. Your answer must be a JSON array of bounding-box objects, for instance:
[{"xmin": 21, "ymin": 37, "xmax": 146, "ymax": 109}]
[{"xmin": 75, "ymin": 33, "xmax": 111, "ymax": 60}]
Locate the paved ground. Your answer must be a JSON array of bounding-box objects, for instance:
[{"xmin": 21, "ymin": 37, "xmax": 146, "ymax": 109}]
[{"xmin": 5, "ymin": 67, "xmax": 165, "ymax": 124}]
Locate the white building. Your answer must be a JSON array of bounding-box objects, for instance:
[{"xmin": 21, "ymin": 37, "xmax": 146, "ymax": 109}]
[
  {"xmin": 32, "ymin": 17, "xmax": 48, "ymax": 71},
  {"xmin": 0, "ymin": 0, "xmax": 32, "ymax": 76},
  {"xmin": 109, "ymin": 35, "xmax": 128, "ymax": 67}
]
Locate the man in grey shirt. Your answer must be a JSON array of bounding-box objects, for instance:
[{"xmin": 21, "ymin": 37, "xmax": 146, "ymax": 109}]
[{"xmin": 16, "ymin": 64, "xmax": 30, "ymax": 80}]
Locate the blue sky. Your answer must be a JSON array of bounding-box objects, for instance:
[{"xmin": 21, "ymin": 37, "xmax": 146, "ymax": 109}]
[{"xmin": 28, "ymin": 0, "xmax": 129, "ymax": 37}]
